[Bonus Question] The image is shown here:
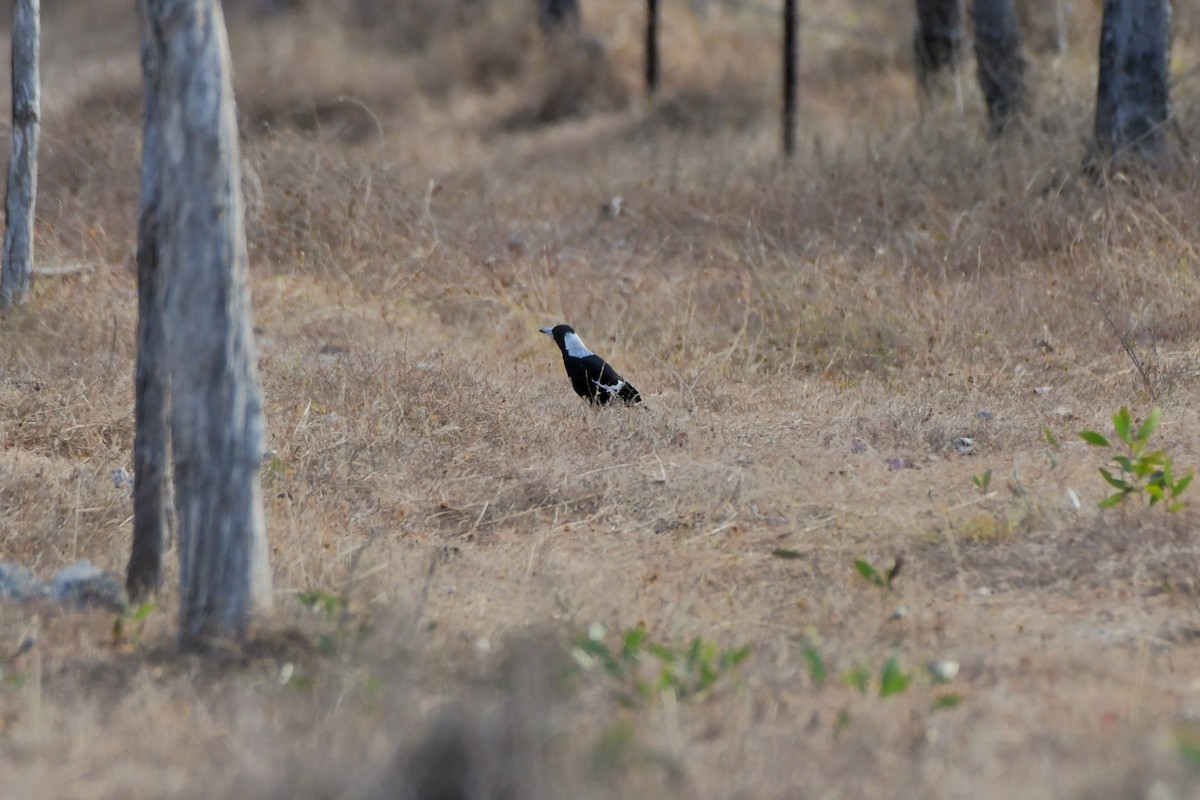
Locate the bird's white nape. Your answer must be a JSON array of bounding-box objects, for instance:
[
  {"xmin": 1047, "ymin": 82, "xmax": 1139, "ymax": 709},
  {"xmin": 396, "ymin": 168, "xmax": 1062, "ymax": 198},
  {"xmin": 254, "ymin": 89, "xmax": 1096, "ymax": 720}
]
[{"xmin": 563, "ymin": 332, "xmax": 594, "ymax": 359}]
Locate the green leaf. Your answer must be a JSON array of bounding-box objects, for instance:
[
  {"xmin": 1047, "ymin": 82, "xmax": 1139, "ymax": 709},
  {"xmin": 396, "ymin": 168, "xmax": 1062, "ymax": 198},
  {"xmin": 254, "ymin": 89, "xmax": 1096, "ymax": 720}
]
[
  {"xmin": 1111, "ymin": 455, "xmax": 1135, "ymax": 473},
  {"xmin": 1177, "ymin": 732, "xmax": 1200, "ymax": 769},
  {"xmin": 722, "ymin": 645, "xmax": 752, "ymax": 671},
  {"xmin": 931, "ymin": 693, "xmax": 963, "ymax": 711},
  {"xmin": 1136, "ymin": 407, "xmax": 1161, "ymax": 445},
  {"xmin": 132, "ymin": 602, "xmax": 157, "ymax": 623},
  {"xmin": 646, "ymin": 643, "xmax": 676, "ymax": 663},
  {"xmin": 1113, "ymin": 407, "xmax": 1133, "ymax": 446},
  {"xmin": 771, "ymin": 548, "xmax": 803, "ymax": 560},
  {"xmin": 879, "ymin": 655, "xmax": 911, "ymax": 698},
  {"xmin": 841, "ymin": 665, "xmax": 870, "ymax": 695},
  {"xmin": 1099, "ymin": 493, "xmax": 1127, "ymax": 509},
  {"xmin": 1099, "ymin": 468, "xmax": 1132, "ymax": 492},
  {"xmin": 1043, "ymin": 427, "xmax": 1060, "ymax": 450},
  {"xmin": 621, "ymin": 628, "xmax": 647, "ymax": 662},
  {"xmin": 802, "ymin": 644, "xmax": 826, "ymax": 690},
  {"xmin": 854, "ymin": 559, "xmax": 884, "ymax": 587},
  {"xmin": 1079, "ymin": 430, "xmax": 1110, "ymax": 448},
  {"xmin": 1173, "ymin": 471, "xmax": 1194, "ymax": 496}
]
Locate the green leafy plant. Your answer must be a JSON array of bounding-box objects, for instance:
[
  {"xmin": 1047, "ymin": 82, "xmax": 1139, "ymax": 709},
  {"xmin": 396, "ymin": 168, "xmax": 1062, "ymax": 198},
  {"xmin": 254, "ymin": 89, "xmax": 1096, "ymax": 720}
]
[
  {"xmin": 801, "ymin": 643, "xmax": 826, "ymax": 690},
  {"xmin": 840, "ymin": 664, "xmax": 871, "ymax": 694},
  {"xmin": 853, "ymin": 557, "xmax": 903, "ymax": 590},
  {"xmin": 112, "ymin": 601, "xmax": 158, "ymax": 649},
  {"xmin": 838, "ymin": 655, "xmax": 911, "ymax": 699},
  {"xmin": 971, "ymin": 468, "xmax": 993, "ymax": 494},
  {"xmin": 295, "ymin": 588, "xmax": 372, "ymax": 657},
  {"xmin": 296, "ymin": 588, "xmax": 342, "ymax": 618},
  {"xmin": 1080, "ymin": 407, "xmax": 1193, "ymax": 511},
  {"xmin": 1044, "ymin": 426, "xmax": 1060, "ymax": 470},
  {"xmin": 572, "ymin": 625, "xmax": 751, "ymax": 705},
  {"xmin": 931, "ymin": 693, "xmax": 963, "ymax": 711},
  {"xmin": 878, "ymin": 655, "xmax": 911, "ymax": 698}
]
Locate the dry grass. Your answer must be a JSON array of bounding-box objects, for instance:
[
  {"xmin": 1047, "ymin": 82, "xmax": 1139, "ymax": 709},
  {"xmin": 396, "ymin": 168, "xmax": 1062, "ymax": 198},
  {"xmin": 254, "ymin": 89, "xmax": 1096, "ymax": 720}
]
[{"xmin": 4, "ymin": 0, "xmax": 1200, "ymax": 797}]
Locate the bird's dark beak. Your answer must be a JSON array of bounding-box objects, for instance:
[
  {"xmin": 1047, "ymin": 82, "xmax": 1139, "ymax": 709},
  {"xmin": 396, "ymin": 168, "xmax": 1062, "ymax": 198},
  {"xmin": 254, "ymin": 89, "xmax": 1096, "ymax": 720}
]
[{"xmin": 538, "ymin": 327, "xmax": 553, "ymax": 336}]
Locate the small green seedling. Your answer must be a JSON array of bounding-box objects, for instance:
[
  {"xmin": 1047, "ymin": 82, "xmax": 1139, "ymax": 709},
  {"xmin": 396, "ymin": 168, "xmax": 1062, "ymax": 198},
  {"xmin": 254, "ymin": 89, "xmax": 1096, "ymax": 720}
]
[
  {"xmin": 572, "ymin": 626, "xmax": 751, "ymax": 705},
  {"xmin": 971, "ymin": 469, "xmax": 993, "ymax": 494},
  {"xmin": 840, "ymin": 664, "xmax": 871, "ymax": 695},
  {"xmin": 296, "ymin": 588, "xmax": 342, "ymax": 618},
  {"xmin": 1044, "ymin": 426, "xmax": 1060, "ymax": 470},
  {"xmin": 801, "ymin": 643, "xmax": 826, "ymax": 690},
  {"xmin": 879, "ymin": 655, "xmax": 911, "ymax": 698},
  {"xmin": 112, "ymin": 601, "xmax": 158, "ymax": 648},
  {"xmin": 1080, "ymin": 407, "xmax": 1193, "ymax": 511},
  {"xmin": 853, "ymin": 557, "xmax": 903, "ymax": 590},
  {"xmin": 838, "ymin": 656, "xmax": 911, "ymax": 700}
]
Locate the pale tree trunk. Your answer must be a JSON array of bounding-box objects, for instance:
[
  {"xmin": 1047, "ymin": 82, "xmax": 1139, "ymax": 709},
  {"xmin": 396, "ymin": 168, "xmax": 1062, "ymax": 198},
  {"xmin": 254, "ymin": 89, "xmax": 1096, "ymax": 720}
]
[
  {"xmin": 137, "ymin": 0, "xmax": 271, "ymax": 645},
  {"xmin": 972, "ymin": 0, "xmax": 1026, "ymax": 136},
  {"xmin": 1092, "ymin": 0, "xmax": 1171, "ymax": 164},
  {"xmin": 1, "ymin": 0, "xmax": 39, "ymax": 311},
  {"xmin": 913, "ymin": 0, "xmax": 961, "ymax": 95}
]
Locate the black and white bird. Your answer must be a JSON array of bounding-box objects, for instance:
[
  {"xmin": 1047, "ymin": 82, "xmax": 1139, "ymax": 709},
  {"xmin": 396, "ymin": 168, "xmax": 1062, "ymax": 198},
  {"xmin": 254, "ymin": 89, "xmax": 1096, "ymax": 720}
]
[{"xmin": 539, "ymin": 324, "xmax": 642, "ymax": 406}]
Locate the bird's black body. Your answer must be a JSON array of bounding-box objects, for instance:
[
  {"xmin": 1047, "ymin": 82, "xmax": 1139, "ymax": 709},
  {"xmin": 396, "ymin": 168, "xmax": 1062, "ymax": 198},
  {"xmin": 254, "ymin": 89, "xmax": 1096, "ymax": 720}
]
[{"xmin": 539, "ymin": 324, "xmax": 641, "ymax": 406}]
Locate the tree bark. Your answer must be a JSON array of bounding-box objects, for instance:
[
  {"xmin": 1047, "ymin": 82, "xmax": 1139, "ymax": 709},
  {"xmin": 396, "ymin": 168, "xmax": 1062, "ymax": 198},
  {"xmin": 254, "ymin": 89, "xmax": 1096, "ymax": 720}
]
[
  {"xmin": 1092, "ymin": 0, "xmax": 1171, "ymax": 164},
  {"xmin": 537, "ymin": 0, "xmax": 578, "ymax": 35},
  {"xmin": 972, "ymin": 0, "xmax": 1026, "ymax": 136},
  {"xmin": 1, "ymin": 0, "xmax": 39, "ymax": 311},
  {"xmin": 138, "ymin": 0, "xmax": 271, "ymax": 645},
  {"xmin": 127, "ymin": 0, "xmax": 170, "ymax": 603},
  {"xmin": 913, "ymin": 0, "xmax": 961, "ymax": 95},
  {"xmin": 645, "ymin": 0, "xmax": 659, "ymax": 96},
  {"xmin": 782, "ymin": 0, "xmax": 798, "ymax": 156}
]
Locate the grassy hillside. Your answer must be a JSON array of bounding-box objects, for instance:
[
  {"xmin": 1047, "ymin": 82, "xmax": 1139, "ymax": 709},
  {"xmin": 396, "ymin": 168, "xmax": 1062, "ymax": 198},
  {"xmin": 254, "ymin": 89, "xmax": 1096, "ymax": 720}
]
[{"xmin": 4, "ymin": 0, "xmax": 1200, "ymax": 796}]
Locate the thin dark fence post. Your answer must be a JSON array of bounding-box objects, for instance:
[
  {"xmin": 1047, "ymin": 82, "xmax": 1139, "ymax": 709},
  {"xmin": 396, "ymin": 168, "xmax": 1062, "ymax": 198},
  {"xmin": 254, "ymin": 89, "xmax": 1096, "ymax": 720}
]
[
  {"xmin": 1, "ymin": 0, "xmax": 39, "ymax": 311},
  {"xmin": 783, "ymin": 0, "xmax": 798, "ymax": 156},
  {"xmin": 646, "ymin": 0, "xmax": 659, "ymax": 95}
]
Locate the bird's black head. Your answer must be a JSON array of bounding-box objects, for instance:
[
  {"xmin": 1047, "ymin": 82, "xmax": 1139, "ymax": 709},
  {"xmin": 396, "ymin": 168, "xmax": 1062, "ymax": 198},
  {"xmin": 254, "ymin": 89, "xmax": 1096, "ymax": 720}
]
[{"xmin": 538, "ymin": 324, "xmax": 575, "ymax": 348}]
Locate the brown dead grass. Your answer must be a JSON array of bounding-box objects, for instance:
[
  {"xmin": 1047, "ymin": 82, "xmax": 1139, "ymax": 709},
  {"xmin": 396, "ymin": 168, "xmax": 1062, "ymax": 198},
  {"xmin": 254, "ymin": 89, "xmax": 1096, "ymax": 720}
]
[{"xmin": 4, "ymin": 0, "xmax": 1200, "ymax": 797}]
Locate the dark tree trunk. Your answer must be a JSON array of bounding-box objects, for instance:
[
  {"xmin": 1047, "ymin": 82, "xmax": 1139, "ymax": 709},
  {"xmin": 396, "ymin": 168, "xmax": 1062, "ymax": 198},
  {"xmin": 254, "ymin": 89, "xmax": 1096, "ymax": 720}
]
[
  {"xmin": 1092, "ymin": 0, "xmax": 1171, "ymax": 164},
  {"xmin": 1, "ymin": 0, "xmax": 39, "ymax": 311},
  {"xmin": 782, "ymin": 0, "xmax": 798, "ymax": 156},
  {"xmin": 972, "ymin": 0, "xmax": 1027, "ymax": 136},
  {"xmin": 645, "ymin": 0, "xmax": 659, "ymax": 96},
  {"xmin": 127, "ymin": 0, "xmax": 169, "ymax": 602},
  {"xmin": 914, "ymin": 0, "xmax": 961, "ymax": 94},
  {"xmin": 137, "ymin": 0, "xmax": 271, "ymax": 645},
  {"xmin": 537, "ymin": 0, "xmax": 578, "ymax": 35}
]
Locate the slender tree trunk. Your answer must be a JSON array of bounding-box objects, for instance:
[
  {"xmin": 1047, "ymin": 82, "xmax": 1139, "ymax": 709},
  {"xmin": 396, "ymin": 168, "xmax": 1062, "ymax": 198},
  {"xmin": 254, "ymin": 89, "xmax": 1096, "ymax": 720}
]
[
  {"xmin": 645, "ymin": 0, "xmax": 659, "ymax": 96},
  {"xmin": 913, "ymin": 0, "xmax": 961, "ymax": 95},
  {"xmin": 537, "ymin": 0, "xmax": 578, "ymax": 35},
  {"xmin": 972, "ymin": 0, "xmax": 1026, "ymax": 136},
  {"xmin": 1, "ymin": 0, "xmax": 39, "ymax": 311},
  {"xmin": 1092, "ymin": 0, "xmax": 1171, "ymax": 164},
  {"xmin": 782, "ymin": 0, "xmax": 798, "ymax": 156},
  {"xmin": 127, "ymin": 0, "xmax": 169, "ymax": 602},
  {"xmin": 138, "ymin": 0, "xmax": 271, "ymax": 645}
]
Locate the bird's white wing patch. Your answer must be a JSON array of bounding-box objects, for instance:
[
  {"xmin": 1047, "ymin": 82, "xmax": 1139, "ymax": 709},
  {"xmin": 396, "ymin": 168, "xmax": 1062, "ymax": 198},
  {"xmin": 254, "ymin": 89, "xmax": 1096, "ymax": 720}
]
[
  {"xmin": 563, "ymin": 332, "xmax": 594, "ymax": 358},
  {"xmin": 592, "ymin": 377, "xmax": 625, "ymax": 395}
]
